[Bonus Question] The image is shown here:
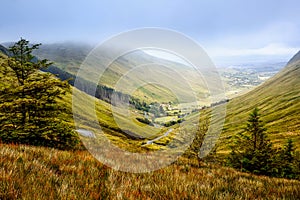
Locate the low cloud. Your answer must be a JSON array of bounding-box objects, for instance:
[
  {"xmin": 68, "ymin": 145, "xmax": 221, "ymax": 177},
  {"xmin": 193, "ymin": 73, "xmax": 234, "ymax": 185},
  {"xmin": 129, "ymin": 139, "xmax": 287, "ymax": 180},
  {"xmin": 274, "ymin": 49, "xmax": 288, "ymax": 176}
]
[{"xmin": 208, "ymin": 43, "xmax": 299, "ymax": 57}]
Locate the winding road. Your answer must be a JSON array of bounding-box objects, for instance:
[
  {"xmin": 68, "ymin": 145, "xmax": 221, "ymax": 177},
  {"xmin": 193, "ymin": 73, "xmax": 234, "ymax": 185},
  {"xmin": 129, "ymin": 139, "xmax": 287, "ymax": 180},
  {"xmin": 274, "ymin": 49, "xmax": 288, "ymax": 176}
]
[{"xmin": 143, "ymin": 128, "xmax": 173, "ymax": 145}]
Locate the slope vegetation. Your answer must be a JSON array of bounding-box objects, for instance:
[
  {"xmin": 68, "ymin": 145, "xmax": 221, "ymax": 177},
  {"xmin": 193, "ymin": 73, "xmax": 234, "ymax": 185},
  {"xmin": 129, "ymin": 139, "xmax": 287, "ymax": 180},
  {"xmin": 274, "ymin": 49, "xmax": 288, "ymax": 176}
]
[
  {"xmin": 1, "ymin": 143, "xmax": 299, "ymax": 199},
  {"xmin": 0, "ymin": 50, "xmax": 163, "ymax": 151},
  {"xmin": 32, "ymin": 43, "xmax": 208, "ymax": 103},
  {"xmin": 217, "ymin": 51, "xmax": 300, "ymax": 152}
]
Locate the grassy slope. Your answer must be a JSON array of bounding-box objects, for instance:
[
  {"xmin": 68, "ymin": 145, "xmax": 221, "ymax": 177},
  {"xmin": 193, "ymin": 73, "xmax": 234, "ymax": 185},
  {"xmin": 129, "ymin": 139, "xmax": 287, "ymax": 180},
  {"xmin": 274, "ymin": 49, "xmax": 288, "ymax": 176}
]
[
  {"xmin": 0, "ymin": 52, "xmax": 164, "ymax": 151},
  {"xmin": 1, "ymin": 143, "xmax": 300, "ymax": 200},
  {"xmin": 153, "ymin": 53, "xmax": 300, "ymax": 155},
  {"xmin": 1, "ymin": 48, "xmax": 300, "ymax": 199},
  {"xmin": 32, "ymin": 42, "xmax": 93, "ymax": 72},
  {"xmin": 33, "ymin": 44, "xmax": 208, "ymax": 103},
  {"xmin": 215, "ymin": 57, "xmax": 300, "ymax": 153}
]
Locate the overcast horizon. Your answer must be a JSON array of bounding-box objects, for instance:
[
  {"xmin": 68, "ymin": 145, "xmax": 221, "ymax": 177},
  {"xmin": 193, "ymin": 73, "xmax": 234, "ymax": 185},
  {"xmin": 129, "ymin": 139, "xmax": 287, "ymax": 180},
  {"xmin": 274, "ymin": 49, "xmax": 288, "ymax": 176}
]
[{"xmin": 1, "ymin": 0, "xmax": 300, "ymax": 66}]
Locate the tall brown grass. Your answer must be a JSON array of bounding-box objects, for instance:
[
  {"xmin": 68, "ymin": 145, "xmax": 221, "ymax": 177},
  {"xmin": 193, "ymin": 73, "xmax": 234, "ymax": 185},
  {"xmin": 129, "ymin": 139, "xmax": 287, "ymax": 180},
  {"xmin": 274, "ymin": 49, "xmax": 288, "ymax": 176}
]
[{"xmin": 1, "ymin": 143, "xmax": 300, "ymax": 200}]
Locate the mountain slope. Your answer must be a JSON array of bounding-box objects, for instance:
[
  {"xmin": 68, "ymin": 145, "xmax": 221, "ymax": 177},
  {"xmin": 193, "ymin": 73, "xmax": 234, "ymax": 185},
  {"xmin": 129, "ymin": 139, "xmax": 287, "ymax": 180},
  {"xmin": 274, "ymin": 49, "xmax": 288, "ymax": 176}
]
[
  {"xmin": 217, "ymin": 51, "xmax": 300, "ymax": 152},
  {"xmin": 32, "ymin": 42, "xmax": 93, "ymax": 71},
  {"xmin": 1, "ymin": 46, "xmax": 300, "ymax": 199},
  {"xmin": 32, "ymin": 43, "xmax": 209, "ymax": 103},
  {"xmin": 0, "ymin": 44, "xmax": 11, "ymax": 56},
  {"xmin": 288, "ymin": 50, "xmax": 300, "ymax": 65},
  {"xmin": 0, "ymin": 50, "xmax": 164, "ymax": 150}
]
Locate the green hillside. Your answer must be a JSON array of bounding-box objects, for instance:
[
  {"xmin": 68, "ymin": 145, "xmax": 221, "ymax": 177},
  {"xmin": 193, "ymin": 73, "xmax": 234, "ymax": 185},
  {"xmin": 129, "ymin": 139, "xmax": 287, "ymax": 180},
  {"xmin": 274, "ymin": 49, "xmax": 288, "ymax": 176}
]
[
  {"xmin": 28, "ymin": 42, "xmax": 93, "ymax": 72},
  {"xmin": 2, "ymin": 42, "xmax": 299, "ymax": 153},
  {"xmin": 1, "ymin": 42, "xmax": 300, "ymax": 199},
  {"xmin": 32, "ymin": 43, "xmax": 209, "ymax": 104},
  {"xmin": 0, "ymin": 50, "xmax": 164, "ymax": 151},
  {"xmin": 215, "ymin": 51, "xmax": 300, "ymax": 153}
]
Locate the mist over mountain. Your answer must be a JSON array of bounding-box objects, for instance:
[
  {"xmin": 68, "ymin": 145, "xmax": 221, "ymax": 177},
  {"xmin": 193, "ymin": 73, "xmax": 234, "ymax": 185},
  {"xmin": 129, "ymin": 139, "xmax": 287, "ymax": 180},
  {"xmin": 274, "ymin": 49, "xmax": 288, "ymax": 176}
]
[{"xmin": 32, "ymin": 42, "xmax": 210, "ymax": 103}]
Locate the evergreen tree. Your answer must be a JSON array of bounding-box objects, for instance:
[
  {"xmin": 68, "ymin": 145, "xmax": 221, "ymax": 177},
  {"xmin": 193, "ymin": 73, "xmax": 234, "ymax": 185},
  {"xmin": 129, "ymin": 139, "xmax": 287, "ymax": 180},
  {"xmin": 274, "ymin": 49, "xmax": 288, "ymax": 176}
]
[
  {"xmin": 227, "ymin": 108, "xmax": 276, "ymax": 175},
  {"xmin": 278, "ymin": 139, "xmax": 295, "ymax": 178},
  {"xmin": 292, "ymin": 151, "xmax": 300, "ymax": 179},
  {"xmin": 282, "ymin": 139, "xmax": 294, "ymax": 163},
  {"xmin": 0, "ymin": 38, "xmax": 79, "ymax": 149}
]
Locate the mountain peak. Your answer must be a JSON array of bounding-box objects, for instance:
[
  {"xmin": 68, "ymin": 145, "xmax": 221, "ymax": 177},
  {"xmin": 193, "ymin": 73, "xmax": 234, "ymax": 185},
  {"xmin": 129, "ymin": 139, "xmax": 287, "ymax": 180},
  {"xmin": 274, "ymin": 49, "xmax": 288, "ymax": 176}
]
[
  {"xmin": 287, "ymin": 50, "xmax": 300, "ymax": 65},
  {"xmin": 0, "ymin": 44, "xmax": 11, "ymax": 56}
]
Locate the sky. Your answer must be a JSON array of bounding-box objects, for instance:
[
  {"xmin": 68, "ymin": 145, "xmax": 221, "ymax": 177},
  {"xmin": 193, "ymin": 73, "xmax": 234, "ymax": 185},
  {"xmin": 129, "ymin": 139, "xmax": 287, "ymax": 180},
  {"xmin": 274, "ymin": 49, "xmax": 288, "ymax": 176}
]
[{"xmin": 1, "ymin": 0, "xmax": 300, "ymax": 66}]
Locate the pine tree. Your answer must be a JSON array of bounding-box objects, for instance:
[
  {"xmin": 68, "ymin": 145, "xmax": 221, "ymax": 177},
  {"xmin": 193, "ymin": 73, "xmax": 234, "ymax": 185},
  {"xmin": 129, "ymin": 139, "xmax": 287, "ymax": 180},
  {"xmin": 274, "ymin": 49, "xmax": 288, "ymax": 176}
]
[
  {"xmin": 227, "ymin": 108, "xmax": 276, "ymax": 175},
  {"xmin": 0, "ymin": 38, "xmax": 79, "ymax": 149},
  {"xmin": 278, "ymin": 139, "xmax": 295, "ymax": 178}
]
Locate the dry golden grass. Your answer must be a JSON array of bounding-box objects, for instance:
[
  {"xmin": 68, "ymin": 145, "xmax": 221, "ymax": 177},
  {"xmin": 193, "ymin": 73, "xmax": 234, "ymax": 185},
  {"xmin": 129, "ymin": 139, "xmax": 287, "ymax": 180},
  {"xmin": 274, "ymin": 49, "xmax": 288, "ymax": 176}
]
[{"xmin": 1, "ymin": 143, "xmax": 300, "ymax": 200}]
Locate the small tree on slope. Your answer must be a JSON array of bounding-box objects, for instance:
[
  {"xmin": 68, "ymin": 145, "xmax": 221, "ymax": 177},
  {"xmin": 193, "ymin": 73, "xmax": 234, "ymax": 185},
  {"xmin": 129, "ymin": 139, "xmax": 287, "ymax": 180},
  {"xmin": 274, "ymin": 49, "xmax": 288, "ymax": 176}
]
[
  {"xmin": 0, "ymin": 38, "xmax": 79, "ymax": 149},
  {"xmin": 227, "ymin": 108, "xmax": 276, "ymax": 175}
]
